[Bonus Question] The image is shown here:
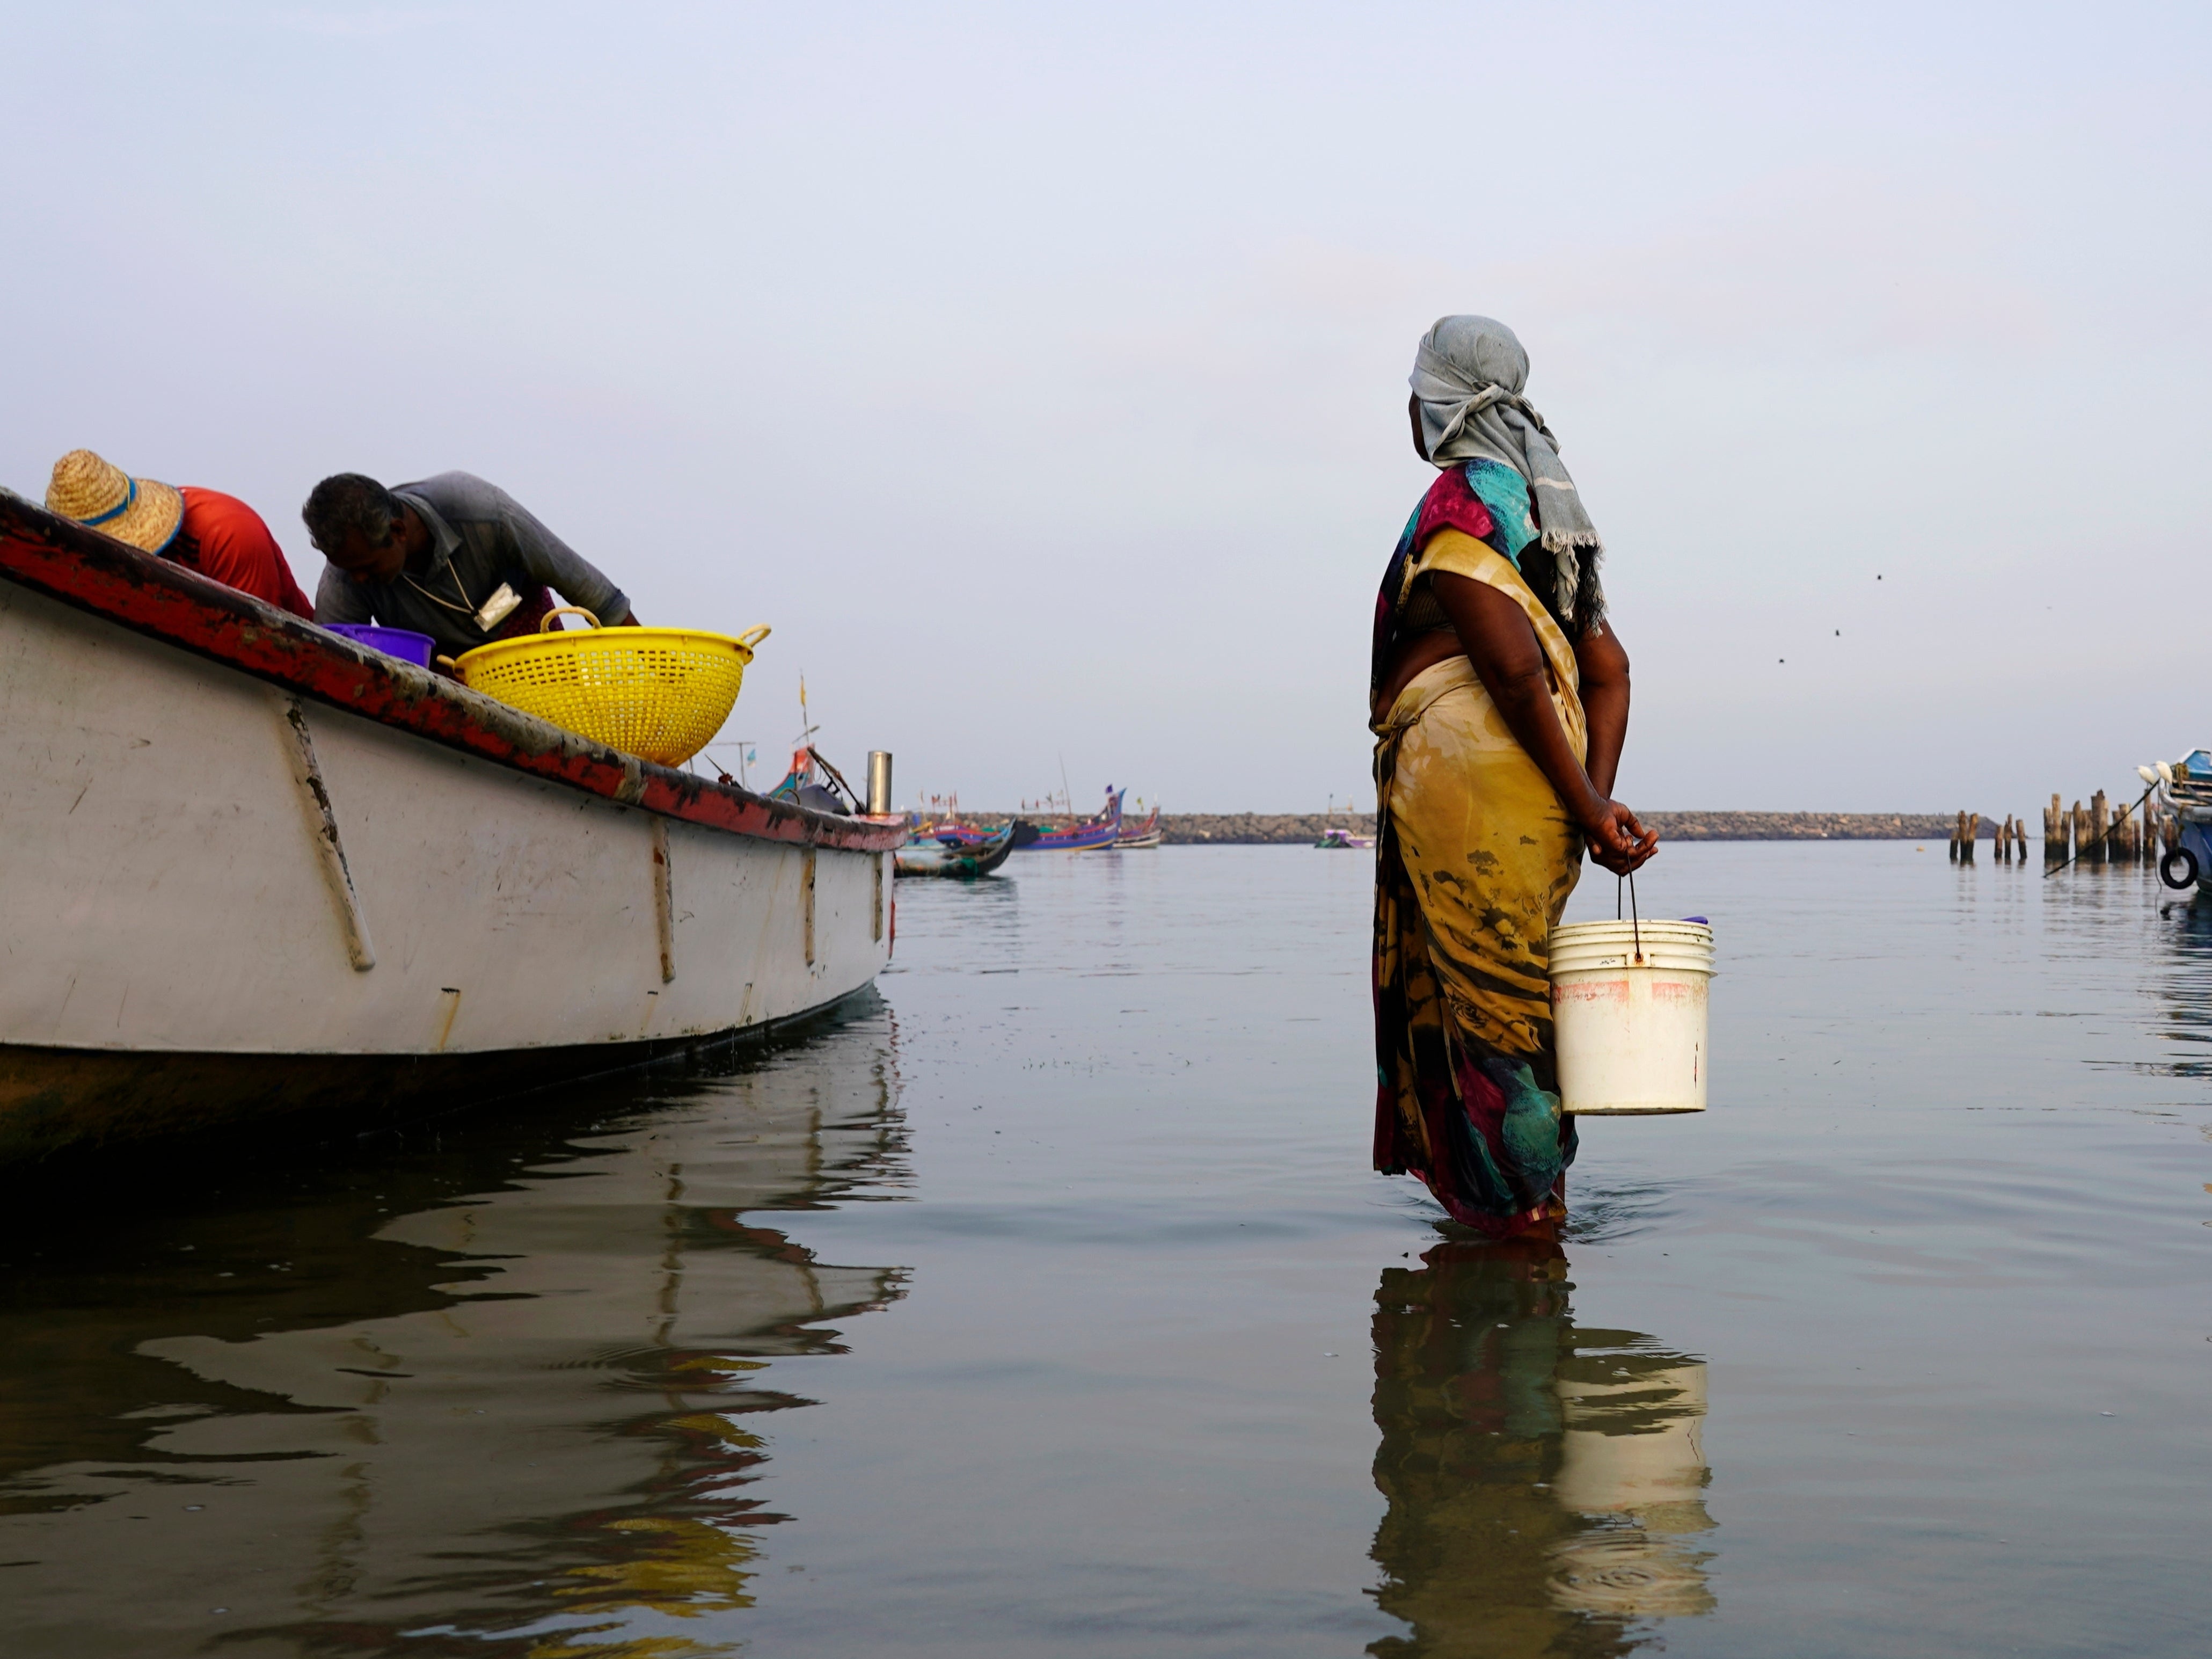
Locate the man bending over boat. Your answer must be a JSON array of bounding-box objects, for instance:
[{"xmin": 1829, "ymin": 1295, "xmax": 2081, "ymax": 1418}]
[
  {"xmin": 45, "ymin": 449, "xmax": 315, "ymax": 618},
  {"xmin": 302, "ymin": 471, "xmax": 640, "ymax": 662}
]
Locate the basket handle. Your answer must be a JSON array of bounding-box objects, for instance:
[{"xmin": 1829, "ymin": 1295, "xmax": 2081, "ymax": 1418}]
[
  {"xmin": 735, "ymin": 624, "xmax": 771, "ymax": 650},
  {"xmin": 541, "ymin": 606, "xmax": 602, "ymax": 633}
]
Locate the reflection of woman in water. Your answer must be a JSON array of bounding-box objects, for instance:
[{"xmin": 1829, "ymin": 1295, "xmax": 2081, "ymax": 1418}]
[
  {"xmin": 1368, "ymin": 1239, "xmax": 1714, "ymax": 1655},
  {"xmin": 1370, "ymin": 317, "xmax": 1658, "ymax": 1236}
]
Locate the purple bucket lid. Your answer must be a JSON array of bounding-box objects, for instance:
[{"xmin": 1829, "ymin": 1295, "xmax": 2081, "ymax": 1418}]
[{"xmin": 324, "ymin": 623, "xmax": 436, "ymax": 668}]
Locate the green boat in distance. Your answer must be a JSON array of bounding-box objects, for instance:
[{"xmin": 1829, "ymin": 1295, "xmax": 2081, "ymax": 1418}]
[{"xmin": 894, "ymin": 824, "xmax": 1018, "ymax": 878}]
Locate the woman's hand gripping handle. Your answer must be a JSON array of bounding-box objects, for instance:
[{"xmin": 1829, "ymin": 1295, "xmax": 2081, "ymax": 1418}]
[{"xmin": 1580, "ymin": 798, "xmax": 1659, "ymax": 875}]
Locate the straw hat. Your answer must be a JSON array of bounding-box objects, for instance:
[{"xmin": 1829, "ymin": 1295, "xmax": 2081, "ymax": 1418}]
[{"xmin": 45, "ymin": 449, "xmax": 185, "ymax": 554}]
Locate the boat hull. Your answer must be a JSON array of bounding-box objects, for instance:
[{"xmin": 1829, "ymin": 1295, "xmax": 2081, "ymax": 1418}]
[
  {"xmin": 1032, "ymin": 823, "xmax": 1122, "ymax": 850},
  {"xmin": 0, "ymin": 989, "xmax": 872, "ymax": 1160},
  {"xmin": 1114, "ymin": 807, "xmax": 1162, "ymax": 848},
  {"xmin": 1025, "ymin": 789, "xmax": 1126, "ymax": 851},
  {"xmin": 895, "ymin": 827, "xmax": 1017, "ymax": 878},
  {"xmin": 0, "ymin": 505, "xmax": 901, "ymax": 1161}
]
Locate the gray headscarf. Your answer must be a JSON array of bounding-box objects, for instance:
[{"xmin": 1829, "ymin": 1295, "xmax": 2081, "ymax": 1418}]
[{"xmin": 1408, "ymin": 315, "xmax": 1603, "ymax": 627}]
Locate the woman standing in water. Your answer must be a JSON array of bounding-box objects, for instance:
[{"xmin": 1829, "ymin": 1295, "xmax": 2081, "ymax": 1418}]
[{"xmin": 1371, "ymin": 316, "xmax": 1658, "ymax": 1237}]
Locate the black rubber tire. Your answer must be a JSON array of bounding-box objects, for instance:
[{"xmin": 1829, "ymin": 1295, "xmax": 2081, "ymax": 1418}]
[{"xmin": 2160, "ymin": 847, "xmax": 2199, "ymax": 890}]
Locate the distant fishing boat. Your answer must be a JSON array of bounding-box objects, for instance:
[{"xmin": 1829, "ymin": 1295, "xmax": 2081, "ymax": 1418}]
[
  {"xmin": 1314, "ymin": 795, "xmax": 1375, "ymax": 849},
  {"xmin": 1115, "ymin": 803, "xmax": 1163, "ymax": 849},
  {"xmin": 909, "ymin": 792, "xmax": 1020, "ymax": 849},
  {"xmin": 935, "ymin": 817, "xmax": 1042, "ymax": 850},
  {"xmin": 1030, "ymin": 787, "xmax": 1125, "ymax": 852},
  {"xmin": 895, "ymin": 824, "xmax": 1018, "ymax": 878}
]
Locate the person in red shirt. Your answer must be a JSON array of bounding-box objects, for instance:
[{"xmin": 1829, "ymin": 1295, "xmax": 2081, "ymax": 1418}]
[{"xmin": 44, "ymin": 449, "xmax": 313, "ymax": 619}]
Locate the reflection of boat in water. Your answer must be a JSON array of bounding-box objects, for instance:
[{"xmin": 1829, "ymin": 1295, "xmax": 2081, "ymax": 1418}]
[
  {"xmin": 1369, "ymin": 1238, "xmax": 1716, "ymax": 1649},
  {"xmin": 895, "ymin": 824, "xmax": 1018, "ymax": 878},
  {"xmin": 0, "ymin": 1006, "xmax": 908, "ymax": 1654}
]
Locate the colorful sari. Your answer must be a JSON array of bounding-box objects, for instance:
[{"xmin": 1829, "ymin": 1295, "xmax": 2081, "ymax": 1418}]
[{"xmin": 1371, "ymin": 463, "xmax": 1587, "ymax": 1236}]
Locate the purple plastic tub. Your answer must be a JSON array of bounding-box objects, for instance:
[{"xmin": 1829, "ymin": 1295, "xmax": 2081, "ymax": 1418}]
[{"xmin": 324, "ymin": 623, "xmax": 436, "ymax": 667}]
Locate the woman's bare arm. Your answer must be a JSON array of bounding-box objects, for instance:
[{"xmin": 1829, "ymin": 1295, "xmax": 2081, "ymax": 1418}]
[
  {"xmin": 1432, "ymin": 571, "xmax": 1656, "ymax": 874},
  {"xmin": 1573, "ymin": 621, "xmax": 1631, "ymax": 798}
]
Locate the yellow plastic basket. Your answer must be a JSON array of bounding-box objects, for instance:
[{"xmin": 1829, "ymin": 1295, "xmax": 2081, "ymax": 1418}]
[{"xmin": 454, "ymin": 608, "xmax": 768, "ymax": 767}]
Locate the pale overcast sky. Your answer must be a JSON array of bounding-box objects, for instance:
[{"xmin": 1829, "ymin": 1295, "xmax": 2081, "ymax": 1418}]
[{"xmin": 5, "ymin": 3, "xmax": 2206, "ymax": 814}]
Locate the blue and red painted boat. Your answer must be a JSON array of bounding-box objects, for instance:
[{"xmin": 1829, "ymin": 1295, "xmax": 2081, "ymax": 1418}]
[
  {"xmin": 932, "ymin": 817, "xmax": 1040, "ymax": 850},
  {"xmin": 1026, "ymin": 788, "xmax": 1125, "ymax": 851},
  {"xmin": 935, "ymin": 788, "xmax": 1126, "ymax": 851}
]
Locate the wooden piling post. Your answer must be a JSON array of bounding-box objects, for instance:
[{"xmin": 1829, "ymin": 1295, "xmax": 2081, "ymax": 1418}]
[
  {"xmin": 2045, "ymin": 794, "xmax": 2066, "ymax": 864},
  {"xmin": 2088, "ymin": 790, "xmax": 2109, "ymax": 864},
  {"xmin": 2071, "ymin": 801, "xmax": 2089, "ymax": 865},
  {"xmin": 1964, "ymin": 810, "xmax": 1979, "ymax": 862}
]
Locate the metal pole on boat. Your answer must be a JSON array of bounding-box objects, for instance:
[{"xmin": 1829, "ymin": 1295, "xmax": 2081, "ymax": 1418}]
[{"xmin": 867, "ymin": 751, "xmax": 893, "ymax": 816}]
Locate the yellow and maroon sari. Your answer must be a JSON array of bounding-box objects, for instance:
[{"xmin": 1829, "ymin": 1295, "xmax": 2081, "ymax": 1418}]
[{"xmin": 1370, "ymin": 466, "xmax": 1587, "ymax": 1236}]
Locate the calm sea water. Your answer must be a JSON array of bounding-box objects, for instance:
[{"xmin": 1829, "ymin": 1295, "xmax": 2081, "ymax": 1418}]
[{"xmin": 3, "ymin": 843, "xmax": 2208, "ymax": 1657}]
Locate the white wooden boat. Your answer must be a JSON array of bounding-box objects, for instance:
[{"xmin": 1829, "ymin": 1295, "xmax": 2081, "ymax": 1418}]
[
  {"xmin": 0, "ymin": 492, "xmax": 905, "ymax": 1161},
  {"xmin": 1113, "ymin": 804, "xmax": 1164, "ymax": 848}
]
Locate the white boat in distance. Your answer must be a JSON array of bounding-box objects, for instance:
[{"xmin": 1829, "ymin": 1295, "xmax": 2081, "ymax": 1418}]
[{"xmin": 0, "ymin": 493, "xmax": 905, "ymax": 1162}]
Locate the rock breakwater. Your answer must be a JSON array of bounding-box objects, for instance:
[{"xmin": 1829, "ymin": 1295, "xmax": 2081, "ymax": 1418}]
[{"xmin": 957, "ymin": 811, "xmax": 1964, "ymax": 844}]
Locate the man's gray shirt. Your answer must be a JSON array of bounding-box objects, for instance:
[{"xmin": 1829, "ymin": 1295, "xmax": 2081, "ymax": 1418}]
[{"xmin": 313, "ymin": 472, "xmax": 630, "ymax": 658}]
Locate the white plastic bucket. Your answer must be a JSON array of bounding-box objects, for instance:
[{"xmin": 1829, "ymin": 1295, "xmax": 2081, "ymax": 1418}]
[{"xmin": 1550, "ymin": 919, "xmax": 1714, "ymax": 1115}]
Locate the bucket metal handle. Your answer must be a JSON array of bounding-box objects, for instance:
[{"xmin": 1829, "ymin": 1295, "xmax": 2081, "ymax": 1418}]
[{"xmin": 1616, "ymin": 872, "xmax": 1644, "ymax": 963}]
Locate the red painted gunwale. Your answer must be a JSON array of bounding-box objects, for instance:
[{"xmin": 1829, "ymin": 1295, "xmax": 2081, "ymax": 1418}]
[{"xmin": 0, "ymin": 493, "xmax": 905, "ymax": 854}]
